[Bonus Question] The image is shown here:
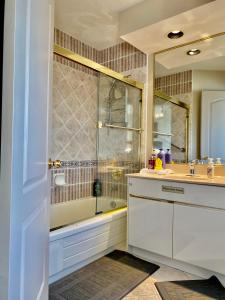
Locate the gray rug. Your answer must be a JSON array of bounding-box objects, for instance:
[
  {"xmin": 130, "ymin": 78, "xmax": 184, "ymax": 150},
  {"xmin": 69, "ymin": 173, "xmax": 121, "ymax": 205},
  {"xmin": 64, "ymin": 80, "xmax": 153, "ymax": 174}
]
[
  {"xmin": 155, "ymin": 276, "xmax": 225, "ymax": 300},
  {"xmin": 49, "ymin": 250, "xmax": 159, "ymax": 300}
]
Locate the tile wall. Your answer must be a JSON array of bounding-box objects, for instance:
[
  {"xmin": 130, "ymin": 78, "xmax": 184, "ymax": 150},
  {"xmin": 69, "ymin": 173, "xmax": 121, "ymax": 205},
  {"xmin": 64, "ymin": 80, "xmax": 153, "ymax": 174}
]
[
  {"xmin": 51, "ymin": 29, "xmax": 144, "ymax": 205},
  {"xmin": 54, "ymin": 28, "xmax": 146, "ymax": 73},
  {"xmin": 50, "ymin": 161, "xmax": 140, "ymax": 205},
  {"xmin": 52, "ymin": 60, "xmax": 97, "ymax": 161},
  {"xmin": 155, "ymin": 70, "xmax": 192, "ymax": 96}
]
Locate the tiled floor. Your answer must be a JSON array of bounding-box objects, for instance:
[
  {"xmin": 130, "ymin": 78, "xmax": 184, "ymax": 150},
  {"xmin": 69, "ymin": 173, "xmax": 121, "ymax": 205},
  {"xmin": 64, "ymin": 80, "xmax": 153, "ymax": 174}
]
[{"xmin": 123, "ymin": 263, "xmax": 201, "ymax": 300}]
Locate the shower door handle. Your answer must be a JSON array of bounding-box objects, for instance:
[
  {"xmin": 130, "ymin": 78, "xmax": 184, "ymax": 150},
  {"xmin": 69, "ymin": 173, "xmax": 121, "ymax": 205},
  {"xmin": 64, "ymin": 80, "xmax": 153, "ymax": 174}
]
[{"xmin": 48, "ymin": 158, "xmax": 62, "ymax": 169}]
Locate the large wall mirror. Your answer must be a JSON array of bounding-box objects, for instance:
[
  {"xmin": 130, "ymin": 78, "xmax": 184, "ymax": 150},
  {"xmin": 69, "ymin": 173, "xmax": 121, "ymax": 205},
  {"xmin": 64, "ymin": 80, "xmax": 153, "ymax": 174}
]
[{"xmin": 154, "ymin": 33, "xmax": 225, "ymax": 163}]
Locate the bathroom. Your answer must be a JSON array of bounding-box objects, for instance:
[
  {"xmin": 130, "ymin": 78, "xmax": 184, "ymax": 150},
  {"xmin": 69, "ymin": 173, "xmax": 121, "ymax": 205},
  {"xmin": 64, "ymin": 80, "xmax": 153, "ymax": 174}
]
[{"xmin": 1, "ymin": 0, "xmax": 225, "ymax": 299}]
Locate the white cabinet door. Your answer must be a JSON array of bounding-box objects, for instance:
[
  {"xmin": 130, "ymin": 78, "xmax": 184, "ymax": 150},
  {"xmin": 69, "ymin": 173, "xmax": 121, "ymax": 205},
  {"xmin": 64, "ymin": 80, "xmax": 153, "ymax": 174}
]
[
  {"xmin": 128, "ymin": 196, "xmax": 173, "ymax": 258},
  {"xmin": 174, "ymin": 204, "xmax": 225, "ymax": 274}
]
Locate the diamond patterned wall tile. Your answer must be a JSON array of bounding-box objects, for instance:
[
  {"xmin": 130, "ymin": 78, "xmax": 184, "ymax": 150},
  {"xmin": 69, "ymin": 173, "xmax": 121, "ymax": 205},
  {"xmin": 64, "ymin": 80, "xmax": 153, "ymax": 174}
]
[{"xmin": 51, "ymin": 61, "xmax": 98, "ymax": 161}]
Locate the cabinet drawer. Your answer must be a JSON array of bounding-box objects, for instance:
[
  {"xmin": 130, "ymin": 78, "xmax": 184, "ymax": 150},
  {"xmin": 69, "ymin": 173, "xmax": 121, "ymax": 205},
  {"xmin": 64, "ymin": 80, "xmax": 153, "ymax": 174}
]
[
  {"xmin": 128, "ymin": 177, "xmax": 225, "ymax": 209},
  {"xmin": 128, "ymin": 196, "xmax": 173, "ymax": 258},
  {"xmin": 173, "ymin": 204, "xmax": 225, "ymax": 275}
]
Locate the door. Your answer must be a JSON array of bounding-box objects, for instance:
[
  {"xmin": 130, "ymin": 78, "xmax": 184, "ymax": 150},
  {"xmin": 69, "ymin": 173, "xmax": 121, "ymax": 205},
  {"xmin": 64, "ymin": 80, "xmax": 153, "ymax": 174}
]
[
  {"xmin": 173, "ymin": 204, "xmax": 225, "ymax": 275},
  {"xmin": 201, "ymin": 90, "xmax": 225, "ymax": 161},
  {"xmin": 128, "ymin": 196, "xmax": 173, "ymax": 258},
  {"xmin": 96, "ymin": 73, "xmax": 142, "ymax": 214},
  {"xmin": 4, "ymin": 0, "xmax": 54, "ymax": 299}
]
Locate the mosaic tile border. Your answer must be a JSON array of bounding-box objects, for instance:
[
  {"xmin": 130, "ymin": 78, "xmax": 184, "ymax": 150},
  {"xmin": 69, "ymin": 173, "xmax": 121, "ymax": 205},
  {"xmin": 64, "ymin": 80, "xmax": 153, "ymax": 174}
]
[
  {"xmin": 51, "ymin": 160, "xmax": 141, "ymax": 204},
  {"xmin": 60, "ymin": 160, "xmax": 98, "ymax": 168}
]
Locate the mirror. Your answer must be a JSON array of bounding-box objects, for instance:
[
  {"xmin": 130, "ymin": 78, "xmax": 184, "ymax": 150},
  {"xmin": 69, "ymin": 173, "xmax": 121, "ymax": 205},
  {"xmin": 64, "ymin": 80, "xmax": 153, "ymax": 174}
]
[{"xmin": 154, "ymin": 34, "xmax": 225, "ymax": 163}]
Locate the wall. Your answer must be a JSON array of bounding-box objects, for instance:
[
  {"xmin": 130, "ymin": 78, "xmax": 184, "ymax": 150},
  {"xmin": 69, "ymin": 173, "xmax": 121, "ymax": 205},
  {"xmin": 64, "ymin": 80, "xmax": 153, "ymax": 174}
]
[
  {"xmin": 51, "ymin": 29, "xmax": 146, "ymax": 205},
  {"xmin": 192, "ymin": 70, "xmax": 225, "ymax": 159},
  {"xmin": 52, "ymin": 61, "xmax": 97, "ymax": 161}
]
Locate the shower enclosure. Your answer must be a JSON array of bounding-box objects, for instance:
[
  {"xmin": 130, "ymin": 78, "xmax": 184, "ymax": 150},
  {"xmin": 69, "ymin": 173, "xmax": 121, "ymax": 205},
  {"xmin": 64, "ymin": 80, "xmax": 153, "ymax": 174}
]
[
  {"xmin": 50, "ymin": 46, "xmax": 143, "ymax": 230},
  {"xmin": 153, "ymin": 91, "xmax": 190, "ymax": 162}
]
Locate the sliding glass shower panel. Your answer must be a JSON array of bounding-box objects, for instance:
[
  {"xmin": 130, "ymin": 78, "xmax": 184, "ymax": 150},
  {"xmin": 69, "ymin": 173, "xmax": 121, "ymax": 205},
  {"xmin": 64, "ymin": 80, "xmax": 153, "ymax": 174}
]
[{"xmin": 97, "ymin": 73, "xmax": 142, "ymax": 214}]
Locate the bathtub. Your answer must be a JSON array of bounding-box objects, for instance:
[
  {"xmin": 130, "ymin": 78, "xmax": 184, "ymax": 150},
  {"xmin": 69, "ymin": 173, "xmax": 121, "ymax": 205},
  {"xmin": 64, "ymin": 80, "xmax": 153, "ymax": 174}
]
[
  {"xmin": 49, "ymin": 198, "xmax": 127, "ymax": 283},
  {"xmin": 50, "ymin": 196, "xmax": 127, "ymax": 230}
]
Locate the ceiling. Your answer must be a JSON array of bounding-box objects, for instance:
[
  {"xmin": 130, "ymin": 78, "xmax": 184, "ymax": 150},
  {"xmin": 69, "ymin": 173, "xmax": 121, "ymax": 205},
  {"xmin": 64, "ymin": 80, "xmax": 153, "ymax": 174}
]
[
  {"xmin": 54, "ymin": 0, "xmax": 144, "ymax": 50},
  {"xmin": 121, "ymin": 0, "xmax": 225, "ymax": 54},
  {"xmin": 155, "ymin": 35, "xmax": 225, "ymax": 77}
]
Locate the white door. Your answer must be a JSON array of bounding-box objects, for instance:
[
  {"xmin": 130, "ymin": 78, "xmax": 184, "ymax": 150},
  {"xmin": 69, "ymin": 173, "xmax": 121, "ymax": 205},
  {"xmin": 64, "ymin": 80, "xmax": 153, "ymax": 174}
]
[
  {"xmin": 128, "ymin": 196, "xmax": 173, "ymax": 258},
  {"xmin": 201, "ymin": 90, "xmax": 225, "ymax": 160},
  {"xmin": 3, "ymin": 0, "xmax": 54, "ymax": 299},
  {"xmin": 173, "ymin": 204, "xmax": 225, "ymax": 275}
]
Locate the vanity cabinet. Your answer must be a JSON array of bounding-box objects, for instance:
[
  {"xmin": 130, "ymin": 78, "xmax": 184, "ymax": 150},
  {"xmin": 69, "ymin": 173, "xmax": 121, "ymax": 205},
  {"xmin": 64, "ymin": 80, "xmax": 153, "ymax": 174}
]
[
  {"xmin": 128, "ymin": 196, "xmax": 173, "ymax": 258},
  {"xmin": 128, "ymin": 176, "xmax": 225, "ymax": 276},
  {"xmin": 173, "ymin": 204, "xmax": 225, "ymax": 275}
]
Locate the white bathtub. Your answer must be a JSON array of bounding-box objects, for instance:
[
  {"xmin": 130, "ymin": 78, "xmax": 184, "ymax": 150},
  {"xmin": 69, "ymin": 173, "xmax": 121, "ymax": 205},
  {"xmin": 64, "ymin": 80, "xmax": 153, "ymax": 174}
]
[
  {"xmin": 49, "ymin": 199, "xmax": 127, "ymax": 283},
  {"xmin": 50, "ymin": 196, "xmax": 127, "ymax": 229}
]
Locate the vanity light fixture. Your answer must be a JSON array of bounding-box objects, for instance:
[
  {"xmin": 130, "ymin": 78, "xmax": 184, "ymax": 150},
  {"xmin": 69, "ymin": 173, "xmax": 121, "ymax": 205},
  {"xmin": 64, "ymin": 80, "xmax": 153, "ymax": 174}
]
[
  {"xmin": 167, "ymin": 30, "xmax": 184, "ymax": 39},
  {"xmin": 187, "ymin": 49, "xmax": 201, "ymax": 56}
]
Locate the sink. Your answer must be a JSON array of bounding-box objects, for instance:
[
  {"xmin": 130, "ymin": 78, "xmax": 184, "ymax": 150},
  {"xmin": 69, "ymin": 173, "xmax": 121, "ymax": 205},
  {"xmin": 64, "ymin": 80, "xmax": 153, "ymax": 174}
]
[{"xmin": 166, "ymin": 174, "xmax": 209, "ymax": 181}]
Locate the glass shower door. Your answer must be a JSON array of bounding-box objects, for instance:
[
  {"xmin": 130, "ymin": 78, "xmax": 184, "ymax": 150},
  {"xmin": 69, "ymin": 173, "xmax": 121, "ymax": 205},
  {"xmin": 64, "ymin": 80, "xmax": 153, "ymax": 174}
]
[{"xmin": 96, "ymin": 73, "xmax": 142, "ymax": 214}]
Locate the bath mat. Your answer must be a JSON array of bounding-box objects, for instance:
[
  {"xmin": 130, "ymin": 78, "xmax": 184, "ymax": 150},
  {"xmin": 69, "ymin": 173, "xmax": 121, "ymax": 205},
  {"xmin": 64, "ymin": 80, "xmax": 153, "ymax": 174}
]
[
  {"xmin": 49, "ymin": 250, "xmax": 159, "ymax": 300},
  {"xmin": 155, "ymin": 276, "xmax": 225, "ymax": 300}
]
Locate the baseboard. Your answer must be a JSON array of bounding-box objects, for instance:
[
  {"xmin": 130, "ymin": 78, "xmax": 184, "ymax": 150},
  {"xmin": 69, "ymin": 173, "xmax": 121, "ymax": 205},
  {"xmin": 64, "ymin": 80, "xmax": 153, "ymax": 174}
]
[{"xmin": 128, "ymin": 245, "xmax": 225, "ymax": 287}]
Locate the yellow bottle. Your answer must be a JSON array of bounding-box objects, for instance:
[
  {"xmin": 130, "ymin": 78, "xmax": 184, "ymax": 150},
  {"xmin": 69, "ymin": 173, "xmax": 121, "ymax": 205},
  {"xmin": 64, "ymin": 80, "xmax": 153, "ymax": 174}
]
[{"xmin": 155, "ymin": 158, "xmax": 163, "ymax": 170}]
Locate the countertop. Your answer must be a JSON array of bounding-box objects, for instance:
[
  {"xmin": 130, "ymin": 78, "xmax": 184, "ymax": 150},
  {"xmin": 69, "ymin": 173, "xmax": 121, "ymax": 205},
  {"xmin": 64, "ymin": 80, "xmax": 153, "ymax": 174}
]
[{"xmin": 127, "ymin": 172, "xmax": 225, "ymax": 187}]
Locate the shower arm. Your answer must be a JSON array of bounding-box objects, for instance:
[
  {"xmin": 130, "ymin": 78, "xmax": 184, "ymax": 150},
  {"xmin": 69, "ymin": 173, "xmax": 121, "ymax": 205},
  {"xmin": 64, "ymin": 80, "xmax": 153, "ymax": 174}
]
[{"xmin": 171, "ymin": 143, "xmax": 186, "ymax": 152}]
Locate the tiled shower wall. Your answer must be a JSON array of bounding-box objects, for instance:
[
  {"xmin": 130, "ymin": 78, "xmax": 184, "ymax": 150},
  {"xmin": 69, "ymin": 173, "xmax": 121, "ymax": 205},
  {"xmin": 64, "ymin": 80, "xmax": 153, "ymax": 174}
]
[
  {"xmin": 50, "ymin": 161, "xmax": 140, "ymax": 205},
  {"xmin": 54, "ymin": 28, "xmax": 146, "ymax": 73},
  {"xmin": 51, "ymin": 29, "xmax": 145, "ymax": 205},
  {"xmin": 52, "ymin": 61, "xmax": 97, "ymax": 161}
]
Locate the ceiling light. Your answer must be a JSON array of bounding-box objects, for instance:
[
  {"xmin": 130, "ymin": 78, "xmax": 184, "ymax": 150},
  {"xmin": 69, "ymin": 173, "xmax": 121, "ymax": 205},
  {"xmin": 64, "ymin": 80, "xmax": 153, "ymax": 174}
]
[
  {"xmin": 187, "ymin": 49, "xmax": 201, "ymax": 56},
  {"xmin": 167, "ymin": 30, "xmax": 184, "ymax": 39}
]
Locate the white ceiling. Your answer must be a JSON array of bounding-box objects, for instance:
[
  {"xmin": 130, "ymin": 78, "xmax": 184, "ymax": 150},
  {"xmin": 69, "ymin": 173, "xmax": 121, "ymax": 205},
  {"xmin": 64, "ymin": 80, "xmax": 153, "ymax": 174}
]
[
  {"xmin": 54, "ymin": 0, "xmax": 144, "ymax": 50},
  {"xmin": 155, "ymin": 35, "xmax": 225, "ymax": 77},
  {"xmin": 121, "ymin": 0, "xmax": 225, "ymax": 54}
]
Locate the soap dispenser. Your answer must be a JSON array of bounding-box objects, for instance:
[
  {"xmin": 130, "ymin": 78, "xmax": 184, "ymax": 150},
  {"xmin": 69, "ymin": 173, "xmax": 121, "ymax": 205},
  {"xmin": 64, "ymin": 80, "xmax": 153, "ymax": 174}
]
[{"xmin": 207, "ymin": 158, "xmax": 215, "ymax": 178}]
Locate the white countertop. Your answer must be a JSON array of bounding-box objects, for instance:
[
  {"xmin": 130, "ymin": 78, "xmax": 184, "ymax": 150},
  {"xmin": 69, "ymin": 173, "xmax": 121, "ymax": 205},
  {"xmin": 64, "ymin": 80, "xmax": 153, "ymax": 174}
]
[{"xmin": 127, "ymin": 172, "xmax": 225, "ymax": 187}]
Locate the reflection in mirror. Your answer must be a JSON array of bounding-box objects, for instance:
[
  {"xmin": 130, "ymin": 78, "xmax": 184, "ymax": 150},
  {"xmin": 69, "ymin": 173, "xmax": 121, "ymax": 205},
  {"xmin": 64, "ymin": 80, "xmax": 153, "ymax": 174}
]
[{"xmin": 154, "ymin": 34, "xmax": 225, "ymax": 163}]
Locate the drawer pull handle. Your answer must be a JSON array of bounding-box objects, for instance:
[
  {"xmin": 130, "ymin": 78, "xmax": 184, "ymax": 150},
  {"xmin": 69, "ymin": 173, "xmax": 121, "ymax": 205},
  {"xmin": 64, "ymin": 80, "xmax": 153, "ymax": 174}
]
[{"xmin": 162, "ymin": 185, "xmax": 184, "ymax": 194}]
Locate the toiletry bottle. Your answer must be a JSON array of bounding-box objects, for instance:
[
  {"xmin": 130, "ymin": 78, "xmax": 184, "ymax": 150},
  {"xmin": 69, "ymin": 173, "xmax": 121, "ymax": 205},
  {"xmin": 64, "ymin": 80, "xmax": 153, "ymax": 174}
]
[
  {"xmin": 155, "ymin": 158, "xmax": 163, "ymax": 170},
  {"xmin": 149, "ymin": 150, "xmax": 156, "ymax": 169},
  {"xmin": 93, "ymin": 179, "xmax": 102, "ymax": 197},
  {"xmin": 189, "ymin": 162, "xmax": 195, "ymax": 176},
  {"xmin": 158, "ymin": 149, "xmax": 166, "ymax": 169},
  {"xmin": 165, "ymin": 149, "xmax": 172, "ymax": 164},
  {"xmin": 207, "ymin": 158, "xmax": 215, "ymax": 178}
]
